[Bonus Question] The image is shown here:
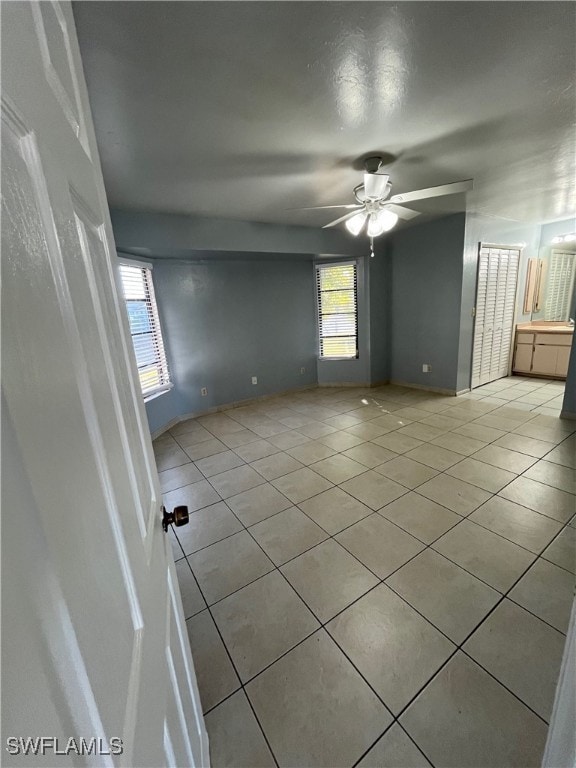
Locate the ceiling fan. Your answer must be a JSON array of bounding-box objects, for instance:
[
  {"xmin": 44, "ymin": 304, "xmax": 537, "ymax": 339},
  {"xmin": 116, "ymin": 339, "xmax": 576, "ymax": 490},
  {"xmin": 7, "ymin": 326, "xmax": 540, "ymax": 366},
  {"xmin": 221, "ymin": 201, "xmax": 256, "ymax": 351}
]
[{"xmin": 299, "ymin": 156, "xmax": 473, "ymax": 238}]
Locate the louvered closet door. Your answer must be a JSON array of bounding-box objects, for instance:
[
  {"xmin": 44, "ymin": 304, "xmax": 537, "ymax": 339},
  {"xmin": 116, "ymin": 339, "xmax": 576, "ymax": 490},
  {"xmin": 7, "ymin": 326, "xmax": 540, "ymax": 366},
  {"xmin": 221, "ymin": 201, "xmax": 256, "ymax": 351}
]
[{"xmin": 471, "ymin": 245, "xmax": 521, "ymax": 388}]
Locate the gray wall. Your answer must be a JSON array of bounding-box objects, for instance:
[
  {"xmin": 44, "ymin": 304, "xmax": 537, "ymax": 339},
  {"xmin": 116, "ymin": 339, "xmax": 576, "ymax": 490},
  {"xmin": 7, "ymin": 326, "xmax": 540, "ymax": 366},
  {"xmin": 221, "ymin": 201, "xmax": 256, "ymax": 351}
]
[
  {"xmin": 385, "ymin": 214, "xmax": 467, "ymax": 392},
  {"xmin": 144, "ymin": 258, "xmax": 317, "ymax": 433},
  {"xmin": 368, "ymin": 242, "xmax": 391, "ymax": 385}
]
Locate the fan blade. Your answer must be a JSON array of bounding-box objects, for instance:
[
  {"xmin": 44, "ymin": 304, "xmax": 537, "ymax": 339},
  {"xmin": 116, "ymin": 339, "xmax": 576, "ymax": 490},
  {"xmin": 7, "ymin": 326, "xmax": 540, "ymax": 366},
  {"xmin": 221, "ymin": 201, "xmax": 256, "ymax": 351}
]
[
  {"xmin": 322, "ymin": 210, "xmax": 365, "ymax": 229},
  {"xmin": 381, "ymin": 203, "xmax": 421, "ymax": 220},
  {"xmin": 364, "ymin": 173, "xmax": 390, "ymax": 199},
  {"xmin": 289, "ymin": 204, "xmax": 362, "ymax": 211},
  {"xmin": 390, "ymin": 179, "xmax": 473, "ymax": 204}
]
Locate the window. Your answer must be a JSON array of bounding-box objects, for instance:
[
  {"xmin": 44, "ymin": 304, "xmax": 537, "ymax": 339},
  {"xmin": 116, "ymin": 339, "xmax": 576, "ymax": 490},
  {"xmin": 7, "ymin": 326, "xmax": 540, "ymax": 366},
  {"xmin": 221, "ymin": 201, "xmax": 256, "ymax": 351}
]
[
  {"xmin": 316, "ymin": 262, "xmax": 358, "ymax": 359},
  {"xmin": 119, "ymin": 261, "xmax": 171, "ymax": 398}
]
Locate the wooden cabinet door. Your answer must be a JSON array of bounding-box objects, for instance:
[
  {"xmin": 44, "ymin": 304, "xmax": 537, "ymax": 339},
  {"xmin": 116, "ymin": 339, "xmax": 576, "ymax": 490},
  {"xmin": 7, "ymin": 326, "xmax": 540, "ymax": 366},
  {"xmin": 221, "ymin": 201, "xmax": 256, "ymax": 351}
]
[
  {"xmin": 556, "ymin": 347, "xmax": 571, "ymax": 377},
  {"xmin": 513, "ymin": 344, "xmax": 533, "ymax": 373},
  {"xmin": 532, "ymin": 345, "xmax": 559, "ymax": 374}
]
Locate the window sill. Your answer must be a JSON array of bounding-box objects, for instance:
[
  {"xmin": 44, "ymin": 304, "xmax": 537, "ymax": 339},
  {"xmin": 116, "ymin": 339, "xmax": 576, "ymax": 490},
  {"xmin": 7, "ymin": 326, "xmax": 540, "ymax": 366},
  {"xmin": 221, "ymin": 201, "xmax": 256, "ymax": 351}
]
[
  {"xmin": 144, "ymin": 384, "xmax": 173, "ymax": 403},
  {"xmin": 318, "ymin": 357, "xmax": 359, "ymax": 362}
]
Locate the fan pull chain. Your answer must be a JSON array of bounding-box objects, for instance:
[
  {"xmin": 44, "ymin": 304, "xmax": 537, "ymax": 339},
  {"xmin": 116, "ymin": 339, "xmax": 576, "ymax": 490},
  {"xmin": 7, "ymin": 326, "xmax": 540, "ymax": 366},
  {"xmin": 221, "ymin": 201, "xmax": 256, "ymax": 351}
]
[{"xmin": 370, "ymin": 237, "xmax": 375, "ymax": 258}]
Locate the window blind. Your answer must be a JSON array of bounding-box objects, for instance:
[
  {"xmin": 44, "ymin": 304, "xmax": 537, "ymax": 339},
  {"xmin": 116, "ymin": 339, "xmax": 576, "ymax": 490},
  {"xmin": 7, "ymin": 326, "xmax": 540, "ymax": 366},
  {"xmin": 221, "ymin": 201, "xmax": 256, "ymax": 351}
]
[
  {"xmin": 119, "ymin": 263, "xmax": 171, "ymax": 398},
  {"xmin": 316, "ymin": 263, "xmax": 358, "ymax": 359},
  {"xmin": 544, "ymin": 250, "xmax": 576, "ymax": 321}
]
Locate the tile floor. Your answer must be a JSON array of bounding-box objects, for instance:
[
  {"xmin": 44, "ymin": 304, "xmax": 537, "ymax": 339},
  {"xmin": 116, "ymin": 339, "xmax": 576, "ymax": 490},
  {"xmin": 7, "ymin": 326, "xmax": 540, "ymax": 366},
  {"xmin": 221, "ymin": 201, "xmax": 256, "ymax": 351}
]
[{"xmin": 156, "ymin": 375, "xmax": 576, "ymax": 767}]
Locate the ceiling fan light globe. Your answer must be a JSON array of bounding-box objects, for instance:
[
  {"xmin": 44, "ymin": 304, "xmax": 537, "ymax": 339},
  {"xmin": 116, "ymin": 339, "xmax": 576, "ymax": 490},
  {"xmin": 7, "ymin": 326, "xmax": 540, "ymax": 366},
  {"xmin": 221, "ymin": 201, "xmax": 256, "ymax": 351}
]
[
  {"xmin": 367, "ymin": 213, "xmax": 385, "ymax": 237},
  {"xmin": 380, "ymin": 209, "xmax": 399, "ymax": 231},
  {"xmin": 345, "ymin": 212, "xmax": 367, "ymax": 236}
]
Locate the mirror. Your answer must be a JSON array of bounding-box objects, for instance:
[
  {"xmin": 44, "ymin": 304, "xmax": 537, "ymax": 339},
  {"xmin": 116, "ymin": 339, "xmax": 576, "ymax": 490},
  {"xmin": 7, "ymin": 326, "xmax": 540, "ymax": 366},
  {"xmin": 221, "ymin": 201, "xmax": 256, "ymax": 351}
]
[{"xmin": 525, "ymin": 243, "xmax": 576, "ymax": 323}]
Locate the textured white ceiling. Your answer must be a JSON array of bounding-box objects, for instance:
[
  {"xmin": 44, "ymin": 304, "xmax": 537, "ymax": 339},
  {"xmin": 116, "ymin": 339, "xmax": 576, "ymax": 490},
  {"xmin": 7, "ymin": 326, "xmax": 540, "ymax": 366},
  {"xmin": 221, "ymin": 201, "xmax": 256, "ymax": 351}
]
[{"xmin": 74, "ymin": 1, "xmax": 576, "ymax": 229}]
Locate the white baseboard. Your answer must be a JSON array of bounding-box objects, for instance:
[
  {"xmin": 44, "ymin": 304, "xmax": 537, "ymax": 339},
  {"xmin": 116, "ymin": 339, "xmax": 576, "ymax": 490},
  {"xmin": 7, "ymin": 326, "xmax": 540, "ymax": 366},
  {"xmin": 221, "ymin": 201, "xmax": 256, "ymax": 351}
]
[{"xmin": 389, "ymin": 379, "xmax": 458, "ymax": 396}]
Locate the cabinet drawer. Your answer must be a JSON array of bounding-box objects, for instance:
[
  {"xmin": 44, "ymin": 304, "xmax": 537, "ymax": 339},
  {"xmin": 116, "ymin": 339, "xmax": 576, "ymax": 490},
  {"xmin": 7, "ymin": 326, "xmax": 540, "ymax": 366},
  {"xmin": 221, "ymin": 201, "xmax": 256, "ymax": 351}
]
[
  {"xmin": 535, "ymin": 333, "xmax": 573, "ymax": 346},
  {"xmin": 516, "ymin": 333, "xmax": 534, "ymax": 344}
]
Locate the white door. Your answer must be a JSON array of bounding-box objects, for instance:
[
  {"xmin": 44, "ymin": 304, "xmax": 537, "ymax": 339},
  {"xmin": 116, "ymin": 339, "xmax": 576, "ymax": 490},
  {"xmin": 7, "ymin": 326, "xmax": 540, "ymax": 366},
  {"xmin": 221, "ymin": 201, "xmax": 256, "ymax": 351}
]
[
  {"xmin": 471, "ymin": 245, "xmax": 520, "ymax": 388},
  {"xmin": 1, "ymin": 3, "xmax": 208, "ymax": 766}
]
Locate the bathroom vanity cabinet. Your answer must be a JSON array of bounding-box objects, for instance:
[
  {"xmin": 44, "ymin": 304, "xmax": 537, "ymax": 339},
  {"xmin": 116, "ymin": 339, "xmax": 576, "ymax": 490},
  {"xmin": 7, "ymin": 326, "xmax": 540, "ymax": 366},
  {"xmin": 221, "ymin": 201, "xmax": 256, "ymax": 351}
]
[{"xmin": 513, "ymin": 323, "xmax": 573, "ymax": 379}]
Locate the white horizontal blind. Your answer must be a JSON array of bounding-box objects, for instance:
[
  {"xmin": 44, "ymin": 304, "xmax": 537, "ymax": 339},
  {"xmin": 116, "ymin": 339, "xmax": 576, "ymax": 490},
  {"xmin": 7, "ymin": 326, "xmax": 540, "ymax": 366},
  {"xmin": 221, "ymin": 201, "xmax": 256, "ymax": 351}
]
[
  {"xmin": 472, "ymin": 245, "xmax": 520, "ymax": 388},
  {"xmin": 119, "ymin": 263, "xmax": 171, "ymax": 397},
  {"xmin": 544, "ymin": 250, "xmax": 576, "ymax": 321},
  {"xmin": 316, "ymin": 263, "xmax": 358, "ymax": 359}
]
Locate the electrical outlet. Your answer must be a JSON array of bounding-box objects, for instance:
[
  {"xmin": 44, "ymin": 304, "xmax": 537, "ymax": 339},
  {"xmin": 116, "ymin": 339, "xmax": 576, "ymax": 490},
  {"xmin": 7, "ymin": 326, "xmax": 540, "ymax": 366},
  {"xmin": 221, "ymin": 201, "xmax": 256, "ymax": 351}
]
[
  {"xmin": 201, "ymin": 387, "xmax": 208, "ymax": 396},
  {"xmin": 251, "ymin": 376, "xmax": 258, "ymax": 385},
  {"xmin": 300, "ymin": 367, "xmax": 305, "ymax": 374},
  {"xmin": 422, "ymin": 364, "xmax": 432, "ymax": 373}
]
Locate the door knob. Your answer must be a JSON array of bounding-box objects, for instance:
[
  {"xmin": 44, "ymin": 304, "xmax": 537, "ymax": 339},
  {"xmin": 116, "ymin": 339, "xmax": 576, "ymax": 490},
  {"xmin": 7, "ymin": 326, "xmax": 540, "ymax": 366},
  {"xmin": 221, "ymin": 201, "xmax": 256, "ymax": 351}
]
[{"xmin": 162, "ymin": 505, "xmax": 189, "ymax": 533}]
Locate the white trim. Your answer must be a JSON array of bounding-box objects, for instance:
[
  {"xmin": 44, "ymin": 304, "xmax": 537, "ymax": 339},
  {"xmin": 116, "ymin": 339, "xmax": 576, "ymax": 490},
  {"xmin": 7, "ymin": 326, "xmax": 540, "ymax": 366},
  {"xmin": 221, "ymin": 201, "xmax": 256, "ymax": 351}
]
[
  {"xmin": 143, "ymin": 384, "xmax": 173, "ymax": 403},
  {"xmin": 118, "ymin": 255, "xmax": 154, "ymax": 270}
]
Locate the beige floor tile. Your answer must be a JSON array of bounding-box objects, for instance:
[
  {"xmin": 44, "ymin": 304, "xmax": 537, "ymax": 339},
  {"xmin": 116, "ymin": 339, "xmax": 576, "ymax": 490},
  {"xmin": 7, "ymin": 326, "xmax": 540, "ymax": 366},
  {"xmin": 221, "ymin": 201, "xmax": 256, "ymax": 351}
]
[
  {"xmin": 328, "ymin": 584, "xmax": 454, "ymax": 714},
  {"xmin": 342, "ymin": 442, "xmax": 396, "ymax": 468},
  {"xmin": 298, "ymin": 487, "xmax": 373, "ymax": 534},
  {"xmin": 393, "ymin": 407, "xmax": 431, "ymax": 422},
  {"xmin": 281, "ymin": 539, "xmax": 379, "ymax": 622},
  {"xmin": 175, "ymin": 559, "xmax": 206, "ymax": 618},
  {"xmin": 370, "ymin": 413, "xmax": 411, "ymax": 430},
  {"xmin": 432, "ymin": 519, "xmax": 535, "ymax": 592},
  {"xmin": 544, "ymin": 436, "xmax": 576, "ymax": 469},
  {"xmin": 542, "ymin": 526, "xmax": 576, "ymax": 573},
  {"xmin": 324, "ymin": 413, "xmax": 365, "ymax": 430},
  {"xmin": 184, "ymin": 437, "xmax": 229, "ymax": 461},
  {"xmin": 375, "ymin": 456, "xmax": 438, "ymax": 489},
  {"xmin": 523, "ymin": 460, "xmax": 576, "ymax": 494},
  {"xmin": 226, "ymin": 483, "xmax": 292, "ymax": 526},
  {"xmin": 498, "ymin": 476, "xmax": 576, "ymax": 523},
  {"xmin": 204, "ymin": 691, "xmax": 276, "ymax": 767},
  {"xmin": 378, "ymin": 492, "xmax": 461, "ymax": 544},
  {"xmin": 267, "ymin": 430, "xmax": 311, "ymax": 450},
  {"xmin": 170, "ymin": 419, "xmax": 209, "ymax": 438},
  {"xmin": 340, "ymin": 470, "xmax": 407, "ymax": 511},
  {"xmin": 416, "ymin": 474, "xmax": 491, "ymax": 516},
  {"xmin": 473, "ymin": 444, "xmax": 538, "ymax": 474},
  {"xmin": 310, "ymin": 454, "xmax": 367, "ymax": 484},
  {"xmin": 250, "ymin": 507, "xmax": 328, "ymax": 565},
  {"xmin": 316, "ymin": 430, "xmax": 366, "ymax": 451},
  {"xmin": 446, "ymin": 457, "xmax": 516, "ymax": 493},
  {"xmin": 155, "ymin": 443, "xmax": 191, "ymax": 472},
  {"xmin": 250, "ymin": 452, "xmax": 304, "ymax": 481},
  {"xmin": 176, "ymin": 501, "xmax": 243, "ymax": 555},
  {"xmin": 163, "ymin": 479, "xmax": 221, "ymax": 514},
  {"xmin": 168, "ymin": 526, "xmax": 184, "ymax": 561},
  {"xmin": 336, "ymin": 513, "xmax": 425, "ymax": 578},
  {"xmin": 271, "ymin": 467, "xmax": 333, "ymax": 503},
  {"xmin": 469, "ymin": 496, "xmax": 562, "ymax": 553},
  {"xmin": 400, "ymin": 652, "xmax": 547, "ymax": 768},
  {"xmin": 420, "ymin": 413, "xmax": 467, "ymax": 432},
  {"xmin": 349, "ymin": 405, "xmax": 393, "ymax": 421},
  {"xmin": 404, "ymin": 443, "xmax": 463, "ymax": 470},
  {"xmin": 212, "ymin": 570, "xmax": 319, "ymax": 681},
  {"xmin": 172, "ymin": 425, "xmax": 213, "ymax": 446},
  {"xmin": 397, "ymin": 423, "xmax": 446, "ymax": 442},
  {"xmin": 455, "ymin": 422, "xmax": 507, "ymax": 443},
  {"xmin": 232, "ymin": 439, "xmax": 280, "ymax": 462},
  {"xmin": 372, "ymin": 432, "xmax": 425, "ymax": 454},
  {"xmin": 219, "ymin": 429, "xmax": 261, "ymax": 449},
  {"xmin": 246, "ymin": 630, "xmax": 391, "ymax": 768},
  {"xmin": 286, "ymin": 441, "xmax": 338, "ymax": 464},
  {"xmin": 357, "ymin": 724, "xmax": 431, "ymax": 768},
  {"xmin": 345, "ymin": 421, "xmax": 390, "ymax": 440},
  {"xmin": 195, "ymin": 450, "xmax": 245, "ymax": 478},
  {"xmin": 297, "ymin": 421, "xmax": 338, "ymax": 439},
  {"xmin": 387, "ymin": 549, "xmax": 499, "ymax": 643},
  {"xmin": 209, "ymin": 464, "xmax": 266, "ymax": 499},
  {"xmin": 186, "ymin": 610, "xmax": 240, "ymax": 712},
  {"xmin": 158, "ymin": 462, "xmax": 203, "ymax": 492},
  {"xmin": 512, "ymin": 422, "xmax": 572, "ymax": 445},
  {"xmin": 509, "ymin": 558, "xmax": 574, "ymax": 633},
  {"xmin": 464, "ymin": 599, "xmax": 566, "ymax": 721},
  {"xmin": 474, "ymin": 413, "xmax": 527, "ymax": 431},
  {"xmin": 430, "ymin": 431, "xmax": 488, "ymax": 456},
  {"xmin": 188, "ymin": 531, "xmax": 274, "ymax": 604}
]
